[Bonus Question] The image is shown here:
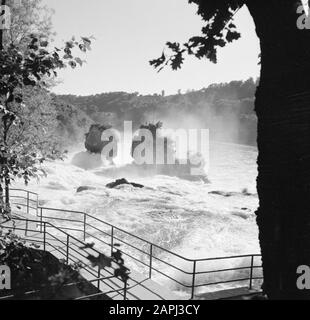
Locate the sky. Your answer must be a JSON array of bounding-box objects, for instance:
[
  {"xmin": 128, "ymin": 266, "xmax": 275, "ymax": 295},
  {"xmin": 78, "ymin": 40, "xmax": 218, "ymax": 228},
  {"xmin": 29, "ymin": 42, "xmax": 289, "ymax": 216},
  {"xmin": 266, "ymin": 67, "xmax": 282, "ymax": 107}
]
[{"xmin": 44, "ymin": 0, "xmax": 261, "ymax": 96}]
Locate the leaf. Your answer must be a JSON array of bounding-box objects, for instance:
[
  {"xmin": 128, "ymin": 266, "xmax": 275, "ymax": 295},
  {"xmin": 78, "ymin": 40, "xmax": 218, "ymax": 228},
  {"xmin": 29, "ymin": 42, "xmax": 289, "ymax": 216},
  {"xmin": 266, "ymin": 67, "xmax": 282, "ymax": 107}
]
[
  {"xmin": 68, "ymin": 60, "xmax": 77, "ymax": 69},
  {"xmin": 150, "ymin": 52, "xmax": 166, "ymax": 69},
  {"xmin": 65, "ymin": 41, "xmax": 74, "ymax": 49},
  {"xmin": 166, "ymin": 42, "xmax": 180, "ymax": 52},
  {"xmin": 81, "ymin": 37, "xmax": 91, "ymax": 49},
  {"xmin": 170, "ymin": 52, "xmax": 184, "ymax": 70},
  {"xmin": 79, "ymin": 44, "xmax": 87, "ymax": 52},
  {"xmin": 226, "ymin": 30, "xmax": 241, "ymax": 43},
  {"xmin": 74, "ymin": 57, "xmax": 84, "ymax": 66},
  {"xmin": 40, "ymin": 41, "xmax": 49, "ymax": 48},
  {"xmin": 150, "ymin": 2, "xmax": 243, "ymax": 70}
]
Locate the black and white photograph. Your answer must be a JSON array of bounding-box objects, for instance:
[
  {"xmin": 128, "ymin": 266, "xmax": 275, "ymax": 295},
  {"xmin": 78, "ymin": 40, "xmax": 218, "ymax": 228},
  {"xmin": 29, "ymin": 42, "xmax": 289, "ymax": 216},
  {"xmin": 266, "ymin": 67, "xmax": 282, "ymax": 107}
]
[{"xmin": 0, "ymin": 0, "xmax": 310, "ymax": 307}]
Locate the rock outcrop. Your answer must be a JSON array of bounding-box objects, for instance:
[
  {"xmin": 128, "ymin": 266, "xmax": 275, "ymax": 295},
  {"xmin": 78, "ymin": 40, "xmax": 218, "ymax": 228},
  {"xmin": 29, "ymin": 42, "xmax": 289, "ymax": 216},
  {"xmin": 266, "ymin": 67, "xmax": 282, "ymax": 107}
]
[
  {"xmin": 131, "ymin": 122, "xmax": 174, "ymax": 165},
  {"xmin": 130, "ymin": 122, "xmax": 209, "ymax": 182},
  {"xmin": 209, "ymin": 190, "xmax": 256, "ymax": 197},
  {"xmin": 77, "ymin": 186, "xmax": 96, "ymax": 193},
  {"xmin": 85, "ymin": 124, "xmax": 115, "ymax": 155},
  {"xmin": 106, "ymin": 179, "xmax": 144, "ymax": 189}
]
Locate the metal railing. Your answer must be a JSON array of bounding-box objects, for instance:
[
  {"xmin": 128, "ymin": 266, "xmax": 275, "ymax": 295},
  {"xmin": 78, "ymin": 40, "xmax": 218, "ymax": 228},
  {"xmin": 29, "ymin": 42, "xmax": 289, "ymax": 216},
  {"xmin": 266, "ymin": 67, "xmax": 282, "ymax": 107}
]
[
  {"xmin": 7, "ymin": 188, "xmax": 38, "ymax": 215},
  {"xmin": 0, "ymin": 216, "xmax": 128, "ymax": 300},
  {"xmin": 9, "ymin": 189, "xmax": 264, "ymax": 299}
]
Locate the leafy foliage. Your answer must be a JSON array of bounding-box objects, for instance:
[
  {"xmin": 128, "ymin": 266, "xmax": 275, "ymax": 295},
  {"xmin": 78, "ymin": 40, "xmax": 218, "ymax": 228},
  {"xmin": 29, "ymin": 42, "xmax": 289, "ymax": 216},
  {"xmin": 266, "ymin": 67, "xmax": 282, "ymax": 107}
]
[
  {"xmin": 0, "ymin": 34, "xmax": 92, "ymax": 217},
  {"xmin": 139, "ymin": 121, "xmax": 163, "ymax": 134},
  {"xmin": 150, "ymin": 0, "xmax": 245, "ymax": 70},
  {"xmin": 0, "ymin": 230, "xmax": 129, "ymax": 299},
  {"xmin": 0, "ymin": 229, "xmax": 92, "ymax": 299},
  {"xmin": 5, "ymin": 0, "xmax": 55, "ymax": 50},
  {"xmin": 0, "ymin": 34, "xmax": 91, "ymax": 104}
]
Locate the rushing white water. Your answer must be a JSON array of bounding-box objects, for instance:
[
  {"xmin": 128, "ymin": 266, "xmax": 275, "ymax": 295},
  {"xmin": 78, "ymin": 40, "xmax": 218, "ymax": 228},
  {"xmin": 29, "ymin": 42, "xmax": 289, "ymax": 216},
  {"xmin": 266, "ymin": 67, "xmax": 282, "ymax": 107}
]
[{"xmin": 13, "ymin": 142, "xmax": 260, "ymax": 296}]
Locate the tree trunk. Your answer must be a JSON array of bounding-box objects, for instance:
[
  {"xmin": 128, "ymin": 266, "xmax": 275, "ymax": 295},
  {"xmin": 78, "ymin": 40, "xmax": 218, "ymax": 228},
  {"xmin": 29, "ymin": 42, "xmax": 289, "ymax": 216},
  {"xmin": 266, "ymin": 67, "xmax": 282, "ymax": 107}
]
[
  {"xmin": 5, "ymin": 175, "xmax": 9, "ymax": 207},
  {"xmin": 247, "ymin": 0, "xmax": 310, "ymax": 299},
  {"xmin": 0, "ymin": 183, "xmax": 3, "ymax": 217},
  {"xmin": 2, "ymin": 105, "xmax": 11, "ymax": 215},
  {"xmin": 0, "ymin": 0, "xmax": 6, "ymax": 51},
  {"xmin": 0, "ymin": 0, "xmax": 6, "ymax": 215}
]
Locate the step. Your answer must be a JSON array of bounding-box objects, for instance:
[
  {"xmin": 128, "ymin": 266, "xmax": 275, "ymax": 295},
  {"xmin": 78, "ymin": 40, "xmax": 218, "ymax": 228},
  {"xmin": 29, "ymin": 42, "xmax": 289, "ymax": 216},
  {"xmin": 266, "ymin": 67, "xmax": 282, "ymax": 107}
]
[
  {"xmin": 4, "ymin": 221, "xmax": 180, "ymax": 300},
  {"xmin": 196, "ymin": 287, "xmax": 262, "ymax": 300}
]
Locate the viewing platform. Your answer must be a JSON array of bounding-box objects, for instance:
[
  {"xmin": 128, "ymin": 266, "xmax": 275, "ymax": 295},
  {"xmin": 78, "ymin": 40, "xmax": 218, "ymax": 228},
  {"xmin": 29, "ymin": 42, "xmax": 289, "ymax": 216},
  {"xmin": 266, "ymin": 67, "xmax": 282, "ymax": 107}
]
[{"xmin": 0, "ymin": 189, "xmax": 263, "ymax": 300}]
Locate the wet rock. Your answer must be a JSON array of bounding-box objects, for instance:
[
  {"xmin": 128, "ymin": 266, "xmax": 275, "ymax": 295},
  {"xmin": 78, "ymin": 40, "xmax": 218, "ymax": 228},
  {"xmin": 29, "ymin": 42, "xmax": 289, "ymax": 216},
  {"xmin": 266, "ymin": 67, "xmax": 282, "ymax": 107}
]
[
  {"xmin": 85, "ymin": 123, "xmax": 119, "ymax": 159},
  {"xmin": 131, "ymin": 122, "xmax": 172, "ymax": 165},
  {"xmin": 209, "ymin": 190, "xmax": 255, "ymax": 197},
  {"xmin": 232, "ymin": 211, "xmax": 249, "ymax": 220},
  {"xmin": 106, "ymin": 179, "xmax": 144, "ymax": 189},
  {"xmin": 85, "ymin": 124, "xmax": 112, "ymax": 154},
  {"xmin": 77, "ymin": 186, "xmax": 96, "ymax": 193},
  {"xmin": 209, "ymin": 191, "xmax": 235, "ymax": 197},
  {"xmin": 241, "ymin": 188, "xmax": 253, "ymax": 196}
]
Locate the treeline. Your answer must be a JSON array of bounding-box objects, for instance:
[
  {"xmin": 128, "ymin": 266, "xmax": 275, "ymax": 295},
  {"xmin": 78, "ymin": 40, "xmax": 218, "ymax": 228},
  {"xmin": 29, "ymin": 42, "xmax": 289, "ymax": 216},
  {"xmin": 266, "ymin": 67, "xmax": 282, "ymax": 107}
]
[{"xmin": 56, "ymin": 78, "xmax": 258, "ymax": 146}]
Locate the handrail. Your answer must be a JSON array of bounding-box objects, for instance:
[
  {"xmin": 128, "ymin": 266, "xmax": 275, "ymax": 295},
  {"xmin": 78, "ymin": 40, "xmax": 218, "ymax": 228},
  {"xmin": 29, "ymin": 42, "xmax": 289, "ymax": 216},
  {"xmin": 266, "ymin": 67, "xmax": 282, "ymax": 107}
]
[
  {"xmin": 8, "ymin": 188, "xmax": 264, "ymax": 299},
  {"xmin": 4, "ymin": 216, "xmax": 184, "ymax": 301},
  {"xmin": 39, "ymin": 206, "xmax": 258, "ymax": 263},
  {"xmin": 10, "ymin": 188, "xmax": 38, "ymax": 196},
  {"xmin": 0, "ymin": 217, "xmax": 129, "ymax": 300},
  {"xmin": 35, "ymin": 204, "xmax": 197, "ymax": 262}
]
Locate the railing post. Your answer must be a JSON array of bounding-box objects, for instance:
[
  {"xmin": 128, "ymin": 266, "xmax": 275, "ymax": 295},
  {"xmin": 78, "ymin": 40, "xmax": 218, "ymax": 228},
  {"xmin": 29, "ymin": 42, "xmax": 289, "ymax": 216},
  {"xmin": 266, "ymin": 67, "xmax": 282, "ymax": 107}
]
[
  {"xmin": 249, "ymin": 255, "xmax": 254, "ymax": 290},
  {"xmin": 43, "ymin": 222, "xmax": 46, "ymax": 252},
  {"xmin": 123, "ymin": 280, "xmax": 127, "ymax": 300},
  {"xmin": 97, "ymin": 266, "xmax": 101, "ymax": 290},
  {"xmin": 25, "ymin": 219, "xmax": 28, "ymax": 237},
  {"xmin": 36, "ymin": 194, "xmax": 39, "ymax": 216},
  {"xmin": 111, "ymin": 226, "xmax": 114, "ymax": 256},
  {"xmin": 149, "ymin": 244, "xmax": 153, "ymax": 279},
  {"xmin": 83, "ymin": 213, "xmax": 87, "ymax": 242},
  {"xmin": 40, "ymin": 207, "xmax": 43, "ymax": 233},
  {"xmin": 191, "ymin": 261, "xmax": 197, "ymax": 300},
  {"xmin": 66, "ymin": 235, "xmax": 70, "ymax": 264},
  {"xmin": 26, "ymin": 191, "xmax": 29, "ymax": 215}
]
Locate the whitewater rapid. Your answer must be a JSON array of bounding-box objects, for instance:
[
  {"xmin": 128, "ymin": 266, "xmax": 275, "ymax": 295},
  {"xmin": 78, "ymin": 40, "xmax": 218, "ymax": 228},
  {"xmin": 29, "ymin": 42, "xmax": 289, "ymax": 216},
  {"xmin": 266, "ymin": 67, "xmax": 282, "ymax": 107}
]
[{"xmin": 13, "ymin": 142, "xmax": 260, "ymax": 296}]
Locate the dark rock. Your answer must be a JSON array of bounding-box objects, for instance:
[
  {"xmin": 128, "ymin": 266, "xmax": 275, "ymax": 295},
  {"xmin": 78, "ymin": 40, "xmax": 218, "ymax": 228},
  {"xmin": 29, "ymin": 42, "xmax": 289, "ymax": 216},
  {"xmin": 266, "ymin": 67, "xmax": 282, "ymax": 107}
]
[
  {"xmin": 106, "ymin": 179, "xmax": 144, "ymax": 189},
  {"xmin": 77, "ymin": 186, "xmax": 96, "ymax": 193},
  {"xmin": 131, "ymin": 122, "xmax": 173, "ymax": 165},
  {"xmin": 209, "ymin": 190, "xmax": 256, "ymax": 197},
  {"xmin": 209, "ymin": 191, "xmax": 235, "ymax": 197},
  {"xmin": 232, "ymin": 211, "xmax": 249, "ymax": 220},
  {"xmin": 85, "ymin": 124, "xmax": 117, "ymax": 158},
  {"xmin": 241, "ymin": 188, "xmax": 253, "ymax": 196}
]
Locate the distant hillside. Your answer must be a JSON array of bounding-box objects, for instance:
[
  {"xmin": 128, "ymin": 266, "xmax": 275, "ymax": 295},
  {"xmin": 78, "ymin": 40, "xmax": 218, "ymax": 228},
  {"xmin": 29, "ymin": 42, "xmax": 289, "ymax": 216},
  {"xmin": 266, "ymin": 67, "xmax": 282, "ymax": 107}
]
[{"xmin": 57, "ymin": 78, "xmax": 258, "ymax": 146}]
